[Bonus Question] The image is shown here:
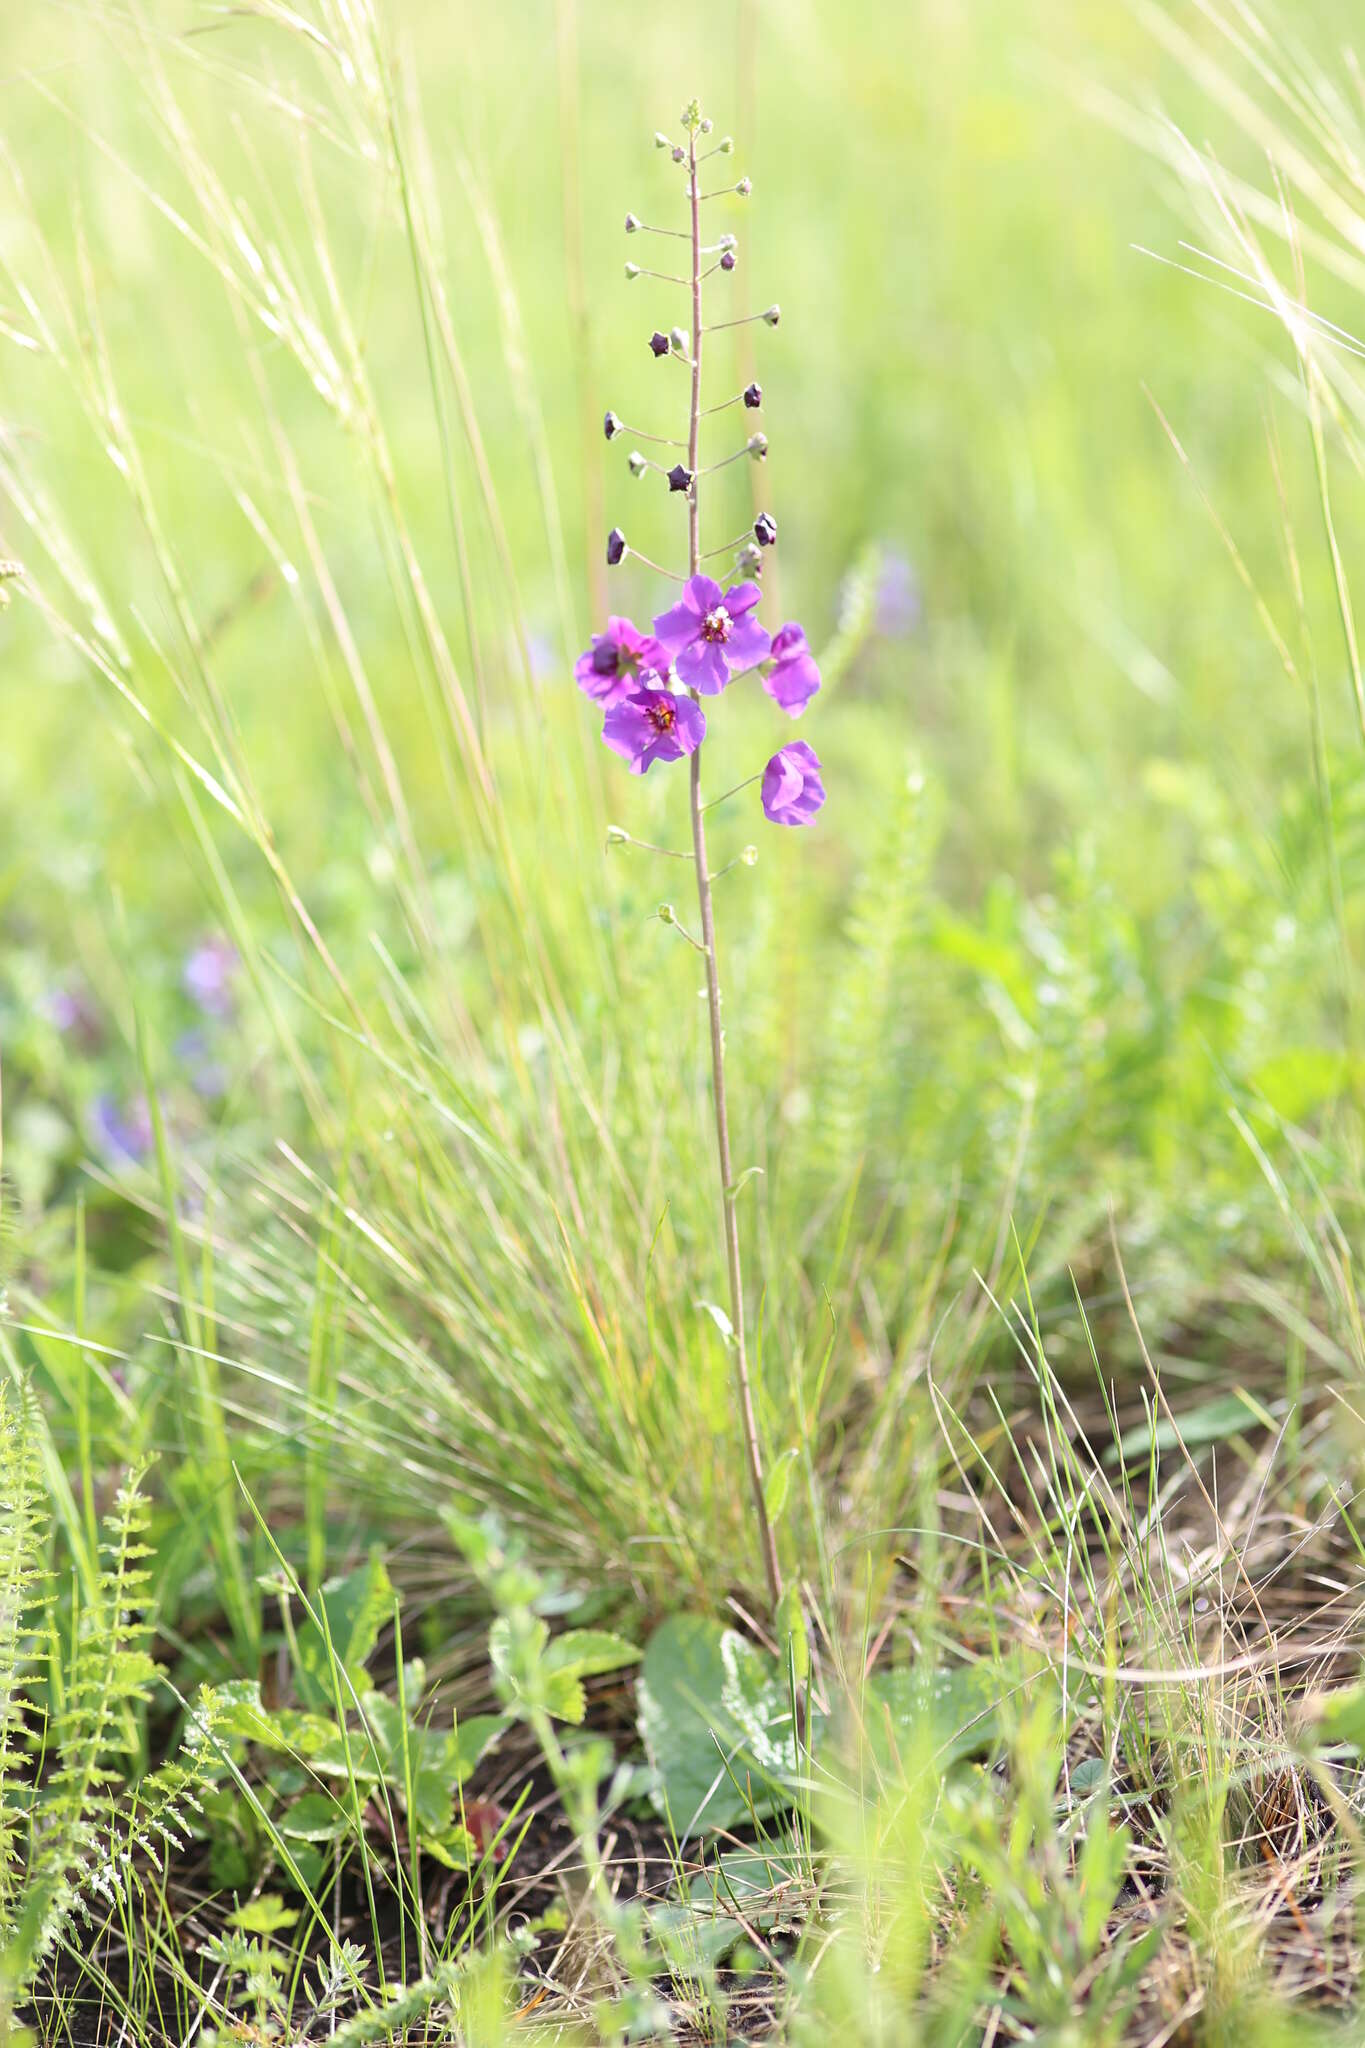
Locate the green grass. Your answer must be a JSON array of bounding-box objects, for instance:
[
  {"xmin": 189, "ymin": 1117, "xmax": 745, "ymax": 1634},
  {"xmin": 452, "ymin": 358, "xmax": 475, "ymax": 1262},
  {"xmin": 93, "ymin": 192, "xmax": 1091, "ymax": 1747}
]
[{"xmin": 4, "ymin": 0, "xmax": 1365, "ymax": 2040}]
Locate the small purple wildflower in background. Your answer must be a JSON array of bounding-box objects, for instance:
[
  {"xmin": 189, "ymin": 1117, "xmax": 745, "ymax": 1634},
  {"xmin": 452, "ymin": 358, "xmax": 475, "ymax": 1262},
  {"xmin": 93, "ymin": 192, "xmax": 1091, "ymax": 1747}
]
[
  {"xmin": 762, "ymin": 740, "xmax": 826, "ymax": 826},
  {"xmin": 177, "ymin": 1030, "xmax": 229, "ymax": 1102},
  {"xmin": 183, "ymin": 935, "xmax": 239, "ymax": 1018},
  {"xmin": 652, "ymin": 575, "xmax": 769, "ymax": 694},
  {"xmin": 875, "ymin": 546, "xmax": 922, "ymax": 637},
  {"xmin": 88, "ymin": 1092, "xmax": 154, "ymax": 1165},
  {"xmin": 40, "ymin": 982, "xmax": 102, "ymax": 1047},
  {"xmin": 574, "ymin": 616, "xmax": 668, "ymax": 704},
  {"xmin": 602, "ymin": 686, "xmax": 705, "ymax": 774},
  {"xmin": 763, "ymin": 624, "xmax": 821, "ymax": 717}
]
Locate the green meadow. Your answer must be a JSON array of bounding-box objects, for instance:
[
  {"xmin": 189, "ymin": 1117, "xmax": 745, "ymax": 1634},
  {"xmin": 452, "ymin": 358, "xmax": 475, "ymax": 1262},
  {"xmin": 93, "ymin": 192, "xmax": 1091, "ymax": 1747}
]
[{"xmin": 3, "ymin": 1, "xmax": 1365, "ymax": 2040}]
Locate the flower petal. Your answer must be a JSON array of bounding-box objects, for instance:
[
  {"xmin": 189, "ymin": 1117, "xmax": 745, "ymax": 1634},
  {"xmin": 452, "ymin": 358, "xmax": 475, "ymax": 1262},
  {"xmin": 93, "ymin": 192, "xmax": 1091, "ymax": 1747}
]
[
  {"xmin": 724, "ymin": 613, "xmax": 772, "ymax": 671},
  {"xmin": 676, "ymin": 638, "xmax": 730, "ymax": 695},
  {"xmin": 722, "ymin": 580, "xmax": 762, "ymax": 618}
]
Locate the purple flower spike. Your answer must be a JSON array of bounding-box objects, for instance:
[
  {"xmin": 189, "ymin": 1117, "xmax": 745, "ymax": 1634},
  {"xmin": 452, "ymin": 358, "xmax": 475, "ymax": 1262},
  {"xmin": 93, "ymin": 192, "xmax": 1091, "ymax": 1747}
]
[
  {"xmin": 652, "ymin": 574, "xmax": 771, "ymax": 695},
  {"xmin": 602, "ymin": 687, "xmax": 706, "ymax": 774},
  {"xmin": 762, "ymin": 740, "xmax": 826, "ymax": 826},
  {"xmin": 763, "ymin": 623, "xmax": 821, "ymax": 717},
  {"xmin": 575, "ymin": 616, "xmax": 669, "ymax": 705}
]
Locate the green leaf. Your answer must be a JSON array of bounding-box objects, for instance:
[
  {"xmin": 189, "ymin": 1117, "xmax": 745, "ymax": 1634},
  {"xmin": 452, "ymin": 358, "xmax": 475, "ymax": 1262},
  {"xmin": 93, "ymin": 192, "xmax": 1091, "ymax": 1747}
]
[
  {"xmin": 211, "ymin": 1680, "xmax": 339, "ymax": 1759},
  {"xmin": 542, "ymin": 1629, "xmax": 641, "ymax": 1681},
  {"xmin": 636, "ymin": 1614, "xmax": 803, "ymax": 1833},
  {"xmin": 763, "ymin": 1449, "xmax": 799, "ymax": 1526},
  {"xmin": 227, "ymin": 1895, "xmax": 298, "ymax": 1935},
  {"xmin": 296, "ymin": 1549, "xmax": 394, "ymax": 1707},
  {"xmin": 864, "ymin": 1660, "xmax": 1015, "ymax": 1768},
  {"xmin": 280, "ymin": 1791, "xmax": 349, "ymax": 1843}
]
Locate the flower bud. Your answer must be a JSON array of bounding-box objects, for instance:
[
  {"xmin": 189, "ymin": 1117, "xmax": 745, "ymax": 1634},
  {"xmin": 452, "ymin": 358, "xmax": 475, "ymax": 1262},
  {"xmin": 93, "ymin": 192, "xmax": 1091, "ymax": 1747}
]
[
  {"xmin": 737, "ymin": 541, "xmax": 763, "ymax": 574},
  {"xmin": 719, "ymin": 136, "xmax": 734, "ymax": 154},
  {"xmin": 718, "ymin": 233, "xmax": 738, "ymax": 249},
  {"xmin": 603, "ymin": 410, "xmax": 623, "ymax": 440},
  {"xmin": 625, "ymin": 262, "xmax": 641, "ymax": 279},
  {"xmin": 667, "ymin": 462, "xmax": 693, "ymax": 493},
  {"xmin": 741, "ymin": 844, "xmax": 758, "ymax": 866},
  {"xmin": 671, "ymin": 145, "xmax": 686, "ymax": 163},
  {"xmin": 720, "ymin": 250, "xmax": 736, "ymax": 272},
  {"xmin": 743, "ymin": 381, "xmax": 763, "ymax": 409},
  {"xmin": 736, "ymin": 177, "xmax": 752, "ymax": 196},
  {"xmin": 762, "ymin": 304, "xmax": 781, "ymax": 326},
  {"xmin": 625, "ymin": 212, "xmax": 641, "ymax": 232},
  {"xmin": 649, "ymin": 330, "xmax": 671, "ymax": 357},
  {"xmin": 607, "ymin": 823, "xmax": 630, "ymax": 844},
  {"xmin": 747, "ymin": 432, "xmax": 768, "ymax": 459},
  {"xmin": 700, "ymin": 116, "xmax": 713, "ymax": 134},
  {"xmin": 669, "ymin": 325, "xmax": 689, "ymax": 356},
  {"xmin": 628, "ymin": 450, "xmax": 648, "ymax": 478},
  {"xmin": 606, "ymin": 527, "xmax": 626, "ymax": 566},
  {"xmin": 654, "ymin": 131, "xmax": 671, "ymax": 150},
  {"xmin": 657, "ymin": 902, "xmax": 677, "ymax": 925},
  {"xmin": 754, "ymin": 512, "xmax": 777, "ymax": 547}
]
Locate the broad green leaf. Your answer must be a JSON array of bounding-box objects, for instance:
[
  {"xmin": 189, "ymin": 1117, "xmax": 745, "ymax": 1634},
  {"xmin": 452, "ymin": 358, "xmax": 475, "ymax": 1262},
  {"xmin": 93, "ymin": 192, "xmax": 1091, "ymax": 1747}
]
[
  {"xmin": 542, "ymin": 1629, "xmax": 641, "ymax": 1681},
  {"xmin": 280, "ymin": 1791, "xmax": 349, "ymax": 1842},
  {"xmin": 211, "ymin": 1680, "xmax": 339, "ymax": 1759},
  {"xmin": 637, "ymin": 1614, "xmax": 803, "ymax": 1833},
  {"xmin": 297, "ymin": 1550, "xmax": 394, "ymax": 1707}
]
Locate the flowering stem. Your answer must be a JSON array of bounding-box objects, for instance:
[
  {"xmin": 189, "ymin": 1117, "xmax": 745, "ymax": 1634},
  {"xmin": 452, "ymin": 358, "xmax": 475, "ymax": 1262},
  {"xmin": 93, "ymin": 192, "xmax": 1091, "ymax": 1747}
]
[{"xmin": 683, "ymin": 121, "xmax": 783, "ymax": 1613}]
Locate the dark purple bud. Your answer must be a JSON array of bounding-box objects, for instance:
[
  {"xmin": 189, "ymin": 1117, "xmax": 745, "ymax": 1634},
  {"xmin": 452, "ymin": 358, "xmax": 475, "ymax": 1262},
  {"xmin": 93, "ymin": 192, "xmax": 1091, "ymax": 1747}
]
[
  {"xmin": 720, "ymin": 250, "xmax": 736, "ymax": 272},
  {"xmin": 754, "ymin": 512, "xmax": 777, "ymax": 547},
  {"xmin": 625, "ymin": 213, "xmax": 641, "ymax": 233},
  {"xmin": 604, "ymin": 410, "xmax": 623, "ymax": 440},
  {"xmin": 736, "ymin": 177, "xmax": 752, "ymax": 196},
  {"xmin": 649, "ymin": 331, "xmax": 671, "ymax": 358},
  {"xmin": 743, "ymin": 382, "xmax": 762, "ymax": 409},
  {"xmin": 667, "ymin": 463, "xmax": 693, "ymax": 493},
  {"xmin": 607, "ymin": 527, "xmax": 626, "ymax": 566}
]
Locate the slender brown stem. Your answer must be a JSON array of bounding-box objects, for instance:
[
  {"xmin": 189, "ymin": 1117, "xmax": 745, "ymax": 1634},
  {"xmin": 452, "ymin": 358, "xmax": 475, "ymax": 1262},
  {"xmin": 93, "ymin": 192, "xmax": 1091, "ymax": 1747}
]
[{"xmin": 683, "ymin": 120, "xmax": 783, "ymax": 1611}]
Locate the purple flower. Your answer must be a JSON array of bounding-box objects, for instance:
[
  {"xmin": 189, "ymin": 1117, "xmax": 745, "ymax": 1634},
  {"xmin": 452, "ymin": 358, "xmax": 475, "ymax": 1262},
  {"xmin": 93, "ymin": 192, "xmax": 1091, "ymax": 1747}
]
[
  {"xmin": 762, "ymin": 623, "xmax": 821, "ymax": 717},
  {"xmin": 876, "ymin": 547, "xmax": 921, "ymax": 637},
  {"xmin": 88, "ymin": 1093, "xmax": 154, "ymax": 1165},
  {"xmin": 602, "ymin": 687, "xmax": 705, "ymax": 774},
  {"xmin": 177, "ymin": 1030, "xmax": 229, "ymax": 1102},
  {"xmin": 761, "ymin": 741, "xmax": 826, "ymax": 826},
  {"xmin": 652, "ymin": 575, "xmax": 770, "ymax": 695},
  {"xmin": 574, "ymin": 616, "xmax": 669, "ymax": 705},
  {"xmin": 40, "ymin": 983, "xmax": 101, "ymax": 1047},
  {"xmin": 183, "ymin": 936, "xmax": 239, "ymax": 1018}
]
